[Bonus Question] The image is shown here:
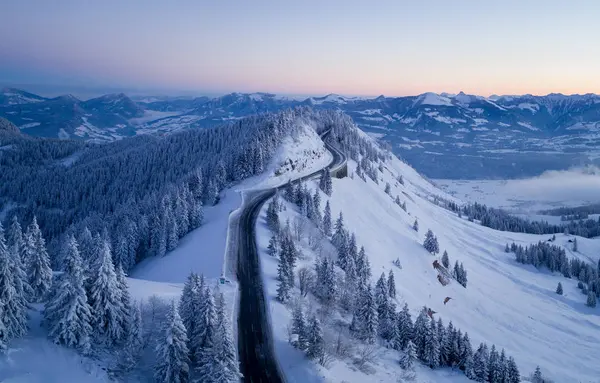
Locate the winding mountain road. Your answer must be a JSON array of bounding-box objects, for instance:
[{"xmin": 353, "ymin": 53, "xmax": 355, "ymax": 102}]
[{"xmin": 236, "ymin": 130, "xmax": 346, "ymax": 383}]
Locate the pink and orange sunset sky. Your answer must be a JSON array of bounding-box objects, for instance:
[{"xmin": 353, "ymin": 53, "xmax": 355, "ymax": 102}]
[{"xmin": 1, "ymin": 0, "xmax": 599, "ymax": 97}]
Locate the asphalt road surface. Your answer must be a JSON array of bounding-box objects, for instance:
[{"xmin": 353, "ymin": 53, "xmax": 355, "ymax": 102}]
[{"xmin": 236, "ymin": 130, "xmax": 346, "ymax": 383}]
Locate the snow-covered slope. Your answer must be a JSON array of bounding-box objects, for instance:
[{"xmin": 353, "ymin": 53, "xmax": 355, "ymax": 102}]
[{"xmin": 255, "ymin": 129, "xmax": 600, "ymax": 382}]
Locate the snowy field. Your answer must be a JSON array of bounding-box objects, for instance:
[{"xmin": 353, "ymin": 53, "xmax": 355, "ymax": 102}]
[
  {"xmin": 435, "ymin": 167, "xmax": 600, "ymax": 214},
  {"xmin": 257, "ymin": 149, "xmax": 600, "ymax": 382}
]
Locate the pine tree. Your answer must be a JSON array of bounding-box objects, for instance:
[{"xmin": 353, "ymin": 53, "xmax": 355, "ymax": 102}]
[
  {"xmin": 460, "ymin": 332, "xmax": 474, "ymax": 372},
  {"xmin": 413, "ymin": 219, "xmax": 419, "ymax": 232},
  {"xmin": 312, "ymin": 190, "xmax": 322, "ymax": 227},
  {"xmin": 441, "ymin": 250, "xmax": 450, "ymax": 268},
  {"xmin": 387, "ymin": 270, "xmax": 396, "ymax": 299},
  {"xmin": 291, "ymin": 304, "xmax": 308, "ymax": 351},
  {"xmin": 400, "ymin": 340, "xmax": 418, "ymax": 370},
  {"xmin": 194, "ymin": 285, "xmax": 217, "ymax": 373},
  {"xmin": 306, "ymin": 315, "xmax": 324, "ymax": 361},
  {"xmin": 318, "ymin": 169, "xmax": 328, "ymax": 194},
  {"xmin": 323, "ymin": 201, "xmax": 332, "ymax": 237},
  {"xmin": 201, "ymin": 290, "xmax": 241, "ymax": 382},
  {"xmin": 115, "ymin": 264, "xmax": 132, "ymax": 340},
  {"xmin": 180, "ymin": 273, "xmax": 204, "ymax": 360},
  {"xmin": 276, "ymin": 252, "xmax": 291, "ymax": 302},
  {"xmin": 155, "ymin": 301, "xmax": 190, "ymax": 383},
  {"xmin": 413, "ymin": 308, "xmax": 429, "ymax": 359},
  {"xmin": 2, "ymin": 221, "xmax": 28, "ymax": 340},
  {"xmin": 397, "ymin": 303, "xmax": 413, "ymax": 350},
  {"xmin": 573, "ymin": 237, "xmax": 578, "ymax": 252},
  {"xmin": 360, "ymin": 285, "xmax": 378, "ymax": 343},
  {"xmin": 423, "ymin": 317, "xmax": 440, "ymax": 369},
  {"xmin": 488, "ymin": 345, "xmax": 499, "ymax": 383},
  {"xmin": 423, "ymin": 229, "xmax": 440, "ymax": 254},
  {"xmin": 266, "ymin": 200, "xmax": 280, "ymax": 232},
  {"xmin": 26, "ymin": 217, "xmax": 52, "ymax": 302},
  {"xmin": 267, "ymin": 235, "xmax": 279, "ymax": 257},
  {"xmin": 385, "ymin": 182, "xmax": 391, "ymax": 195},
  {"xmin": 507, "ymin": 356, "xmax": 520, "ymax": 383},
  {"xmin": 473, "ymin": 343, "xmax": 489, "ymax": 382},
  {"xmin": 375, "ymin": 273, "xmax": 390, "ymax": 338},
  {"xmin": 532, "ymin": 366, "xmax": 543, "ymax": 383},
  {"xmin": 556, "ymin": 282, "xmax": 563, "ymax": 295},
  {"xmin": 43, "ymin": 235, "xmax": 92, "ymax": 353},
  {"xmin": 89, "ymin": 239, "xmax": 124, "ymax": 345},
  {"xmin": 324, "ymin": 171, "xmax": 333, "ymax": 196},
  {"xmin": 586, "ymin": 290, "xmax": 597, "ymax": 307}
]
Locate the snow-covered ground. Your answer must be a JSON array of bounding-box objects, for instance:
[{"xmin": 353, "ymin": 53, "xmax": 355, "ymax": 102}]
[{"xmin": 257, "ymin": 145, "xmax": 600, "ymax": 382}]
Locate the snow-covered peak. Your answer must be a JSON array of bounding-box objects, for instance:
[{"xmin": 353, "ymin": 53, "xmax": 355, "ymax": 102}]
[
  {"xmin": 413, "ymin": 92, "xmax": 453, "ymax": 107},
  {"xmin": 0, "ymin": 87, "xmax": 47, "ymax": 105},
  {"xmin": 452, "ymin": 91, "xmax": 481, "ymax": 105}
]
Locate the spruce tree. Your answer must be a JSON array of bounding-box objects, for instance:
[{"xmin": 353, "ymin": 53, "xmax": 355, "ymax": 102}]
[
  {"xmin": 89, "ymin": 239, "xmax": 124, "ymax": 345},
  {"xmin": 155, "ymin": 301, "xmax": 190, "ymax": 383},
  {"xmin": 488, "ymin": 344, "xmax": 499, "ymax": 383},
  {"xmin": 44, "ymin": 235, "xmax": 92, "ymax": 353},
  {"xmin": 441, "ymin": 250, "xmax": 450, "ymax": 268},
  {"xmin": 586, "ymin": 290, "xmax": 597, "ymax": 307},
  {"xmin": 423, "ymin": 317, "xmax": 440, "ymax": 369},
  {"xmin": 194, "ymin": 285, "xmax": 217, "ymax": 374},
  {"xmin": 532, "ymin": 366, "xmax": 543, "ymax": 383},
  {"xmin": 115, "ymin": 264, "xmax": 132, "ymax": 340},
  {"xmin": 473, "ymin": 343, "xmax": 489, "ymax": 382},
  {"xmin": 397, "ymin": 303, "xmax": 413, "ymax": 350},
  {"xmin": 387, "ymin": 269, "xmax": 396, "ymax": 299},
  {"xmin": 179, "ymin": 272, "xmax": 204, "ymax": 360},
  {"xmin": 400, "ymin": 340, "xmax": 418, "ymax": 370},
  {"xmin": 413, "ymin": 308, "xmax": 429, "ymax": 359},
  {"xmin": 267, "ymin": 235, "xmax": 279, "ymax": 257},
  {"xmin": 7, "ymin": 217, "xmax": 31, "ymax": 304},
  {"xmin": 26, "ymin": 217, "xmax": 52, "ymax": 302},
  {"xmin": 556, "ymin": 282, "xmax": 563, "ymax": 295},
  {"xmin": 413, "ymin": 219, "xmax": 419, "ymax": 232},
  {"xmin": 507, "ymin": 356, "xmax": 520, "ymax": 383},
  {"xmin": 360, "ymin": 285, "xmax": 378, "ymax": 343},
  {"xmin": 306, "ymin": 315, "xmax": 324, "ymax": 361},
  {"xmin": 322, "ymin": 201, "xmax": 332, "ymax": 237},
  {"xmin": 423, "ymin": 229, "xmax": 439, "ymax": 254},
  {"xmin": 291, "ymin": 304, "xmax": 308, "ymax": 351},
  {"xmin": 0, "ymin": 222, "xmax": 28, "ymax": 347}
]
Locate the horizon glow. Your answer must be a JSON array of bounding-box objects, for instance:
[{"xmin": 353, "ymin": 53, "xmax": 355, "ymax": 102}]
[{"xmin": 1, "ymin": 0, "xmax": 599, "ymax": 97}]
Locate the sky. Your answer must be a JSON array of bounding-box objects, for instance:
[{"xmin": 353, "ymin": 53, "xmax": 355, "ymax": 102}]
[{"xmin": 1, "ymin": 0, "xmax": 599, "ymax": 97}]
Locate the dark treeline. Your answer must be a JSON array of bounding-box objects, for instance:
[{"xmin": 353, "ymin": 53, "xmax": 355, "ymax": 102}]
[
  {"xmin": 540, "ymin": 203, "xmax": 600, "ymax": 218},
  {"xmin": 436, "ymin": 199, "xmax": 600, "ymax": 239},
  {"xmin": 508, "ymin": 241, "xmax": 600, "ymax": 305}
]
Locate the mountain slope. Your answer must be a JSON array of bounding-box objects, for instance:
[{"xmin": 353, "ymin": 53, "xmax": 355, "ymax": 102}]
[{"xmin": 255, "ymin": 124, "xmax": 600, "ymax": 382}]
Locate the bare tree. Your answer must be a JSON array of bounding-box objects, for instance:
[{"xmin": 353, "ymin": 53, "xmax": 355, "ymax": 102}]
[
  {"xmin": 354, "ymin": 343, "xmax": 378, "ymax": 372},
  {"xmin": 298, "ymin": 267, "xmax": 315, "ymax": 297},
  {"xmin": 293, "ymin": 216, "xmax": 307, "ymax": 242}
]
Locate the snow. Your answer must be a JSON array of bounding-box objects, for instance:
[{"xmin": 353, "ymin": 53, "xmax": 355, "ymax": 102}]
[
  {"xmin": 517, "ymin": 121, "xmax": 539, "ymax": 131},
  {"xmin": 18, "ymin": 122, "xmax": 40, "ymax": 129},
  {"xmin": 255, "ymin": 138, "xmax": 599, "ymax": 382},
  {"xmin": 415, "ymin": 92, "xmax": 453, "ymax": 107},
  {"xmin": 128, "ymin": 110, "xmax": 183, "ymax": 125},
  {"xmin": 517, "ymin": 103, "xmax": 540, "ymax": 113},
  {"xmin": 0, "ymin": 306, "xmax": 110, "ymax": 383}
]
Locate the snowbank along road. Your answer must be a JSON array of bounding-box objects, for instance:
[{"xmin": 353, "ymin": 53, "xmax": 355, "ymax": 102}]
[{"xmin": 236, "ymin": 129, "xmax": 346, "ymax": 383}]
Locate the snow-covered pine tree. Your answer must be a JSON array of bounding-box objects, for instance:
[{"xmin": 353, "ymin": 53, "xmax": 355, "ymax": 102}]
[
  {"xmin": 507, "ymin": 356, "xmax": 520, "ymax": 383},
  {"xmin": 25, "ymin": 217, "xmax": 52, "ymax": 302},
  {"xmin": 179, "ymin": 273, "xmax": 205, "ymax": 361},
  {"xmin": 322, "ymin": 201, "xmax": 332, "ymax": 237},
  {"xmin": 423, "ymin": 316, "xmax": 440, "ymax": 369},
  {"xmin": 0, "ymin": 222, "xmax": 27, "ymax": 347},
  {"xmin": 312, "ymin": 190, "xmax": 322, "ymax": 227},
  {"xmin": 387, "ymin": 270, "xmax": 396, "ymax": 299},
  {"xmin": 276, "ymin": 250, "xmax": 291, "ymax": 302},
  {"xmin": 375, "ymin": 273, "xmax": 390, "ymax": 338},
  {"xmin": 488, "ymin": 344, "xmax": 500, "ymax": 383},
  {"xmin": 473, "ymin": 343, "xmax": 489, "ymax": 382},
  {"xmin": 436, "ymin": 317, "xmax": 448, "ymax": 367},
  {"xmin": 359, "ymin": 284, "xmax": 378, "ymax": 343},
  {"xmin": 155, "ymin": 301, "xmax": 190, "ymax": 383},
  {"xmin": 586, "ymin": 290, "xmax": 596, "ymax": 307},
  {"xmin": 324, "ymin": 171, "xmax": 333, "ymax": 196},
  {"xmin": 400, "ymin": 339, "xmax": 417, "ymax": 370},
  {"xmin": 413, "ymin": 219, "xmax": 419, "ymax": 232},
  {"xmin": 573, "ymin": 237, "xmax": 578, "ymax": 252},
  {"xmin": 89, "ymin": 239, "xmax": 124, "ymax": 345},
  {"xmin": 291, "ymin": 304, "xmax": 308, "ymax": 351},
  {"xmin": 306, "ymin": 315, "xmax": 325, "ymax": 362},
  {"xmin": 556, "ymin": 282, "xmax": 563, "ymax": 295},
  {"xmin": 266, "ymin": 200, "xmax": 280, "ymax": 233},
  {"xmin": 194, "ymin": 285, "xmax": 217, "ymax": 373},
  {"xmin": 397, "ymin": 303, "xmax": 413, "ymax": 350},
  {"xmin": 413, "ymin": 307, "xmax": 429, "ymax": 359},
  {"xmin": 531, "ymin": 366, "xmax": 543, "ymax": 383},
  {"xmin": 459, "ymin": 262, "xmax": 468, "ymax": 287},
  {"xmin": 384, "ymin": 182, "xmax": 391, "ymax": 195},
  {"xmin": 318, "ymin": 169, "xmax": 328, "ymax": 194},
  {"xmin": 6, "ymin": 218, "xmax": 30, "ymax": 328},
  {"xmin": 201, "ymin": 290, "xmax": 242, "ymax": 382},
  {"xmin": 267, "ymin": 235, "xmax": 279, "ymax": 257},
  {"xmin": 43, "ymin": 235, "xmax": 92, "ymax": 353},
  {"xmin": 423, "ymin": 229, "xmax": 440, "ymax": 254},
  {"xmin": 460, "ymin": 332, "xmax": 474, "ymax": 372},
  {"xmin": 356, "ymin": 246, "xmax": 371, "ymax": 288},
  {"xmin": 115, "ymin": 264, "xmax": 132, "ymax": 340},
  {"xmin": 441, "ymin": 250, "xmax": 450, "ymax": 268}
]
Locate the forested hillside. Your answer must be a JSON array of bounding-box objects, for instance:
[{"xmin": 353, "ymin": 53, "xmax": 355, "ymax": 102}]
[{"xmin": 0, "ymin": 108, "xmax": 346, "ymax": 271}]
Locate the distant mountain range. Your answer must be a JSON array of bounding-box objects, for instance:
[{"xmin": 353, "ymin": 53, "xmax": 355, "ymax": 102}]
[{"xmin": 2, "ymin": 87, "xmax": 600, "ymax": 178}]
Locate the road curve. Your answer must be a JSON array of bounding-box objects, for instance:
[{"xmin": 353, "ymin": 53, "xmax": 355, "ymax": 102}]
[{"xmin": 236, "ymin": 130, "xmax": 346, "ymax": 383}]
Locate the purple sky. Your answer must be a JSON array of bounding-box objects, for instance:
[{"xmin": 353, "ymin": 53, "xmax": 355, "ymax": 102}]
[{"xmin": 1, "ymin": 0, "xmax": 599, "ymax": 97}]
